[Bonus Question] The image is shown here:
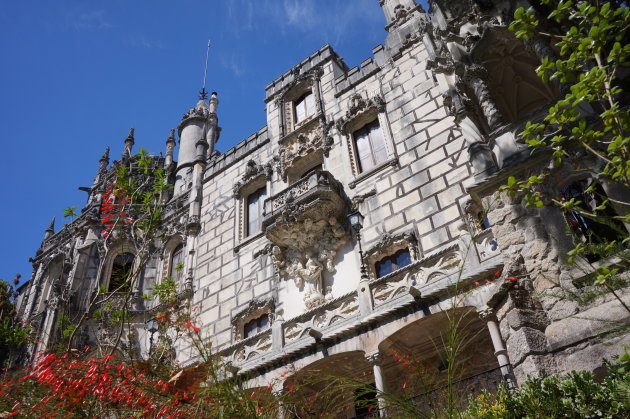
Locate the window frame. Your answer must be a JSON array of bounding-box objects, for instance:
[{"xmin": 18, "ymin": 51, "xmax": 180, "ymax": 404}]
[
  {"xmin": 352, "ymin": 119, "xmax": 388, "ymax": 173},
  {"xmin": 293, "ymin": 91, "xmax": 315, "ymax": 125},
  {"xmin": 375, "ymin": 248, "xmax": 412, "ymax": 278},
  {"xmin": 243, "ymin": 313, "xmax": 270, "ymax": 339}
]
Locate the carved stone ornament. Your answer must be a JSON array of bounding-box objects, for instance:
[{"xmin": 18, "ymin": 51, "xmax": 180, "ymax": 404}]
[
  {"xmin": 232, "ymin": 159, "xmax": 273, "ymax": 198},
  {"xmin": 263, "ymin": 171, "xmax": 350, "ymax": 309},
  {"xmin": 335, "ymin": 93, "xmax": 386, "ymax": 135},
  {"xmin": 231, "ymin": 298, "xmax": 275, "ymax": 340},
  {"xmin": 278, "ymin": 118, "xmax": 334, "ymax": 181},
  {"xmin": 275, "ymin": 67, "xmax": 324, "ymax": 106},
  {"xmin": 351, "ymin": 189, "xmax": 377, "ymax": 211},
  {"xmin": 363, "ymin": 231, "xmax": 419, "ymax": 278}
]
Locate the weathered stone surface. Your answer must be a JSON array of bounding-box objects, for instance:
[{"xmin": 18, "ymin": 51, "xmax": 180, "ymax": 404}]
[
  {"xmin": 546, "ymin": 294, "xmax": 630, "ymax": 351},
  {"xmin": 506, "ymin": 326, "xmax": 548, "ymax": 366}
]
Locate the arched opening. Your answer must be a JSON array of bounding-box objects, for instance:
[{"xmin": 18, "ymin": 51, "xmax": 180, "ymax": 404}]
[
  {"xmin": 283, "ymin": 351, "xmax": 374, "ymax": 418},
  {"xmin": 108, "ymin": 253, "xmax": 135, "ymax": 292},
  {"xmin": 377, "ymin": 308, "xmax": 499, "ymax": 415}
]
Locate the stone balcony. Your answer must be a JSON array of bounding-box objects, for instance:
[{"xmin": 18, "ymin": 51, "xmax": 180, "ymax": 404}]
[
  {"xmin": 262, "ymin": 170, "xmax": 347, "ymax": 247},
  {"xmin": 262, "ymin": 170, "xmax": 350, "ymax": 309}
]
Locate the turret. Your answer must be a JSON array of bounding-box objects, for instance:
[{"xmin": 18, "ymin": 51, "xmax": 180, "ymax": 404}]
[
  {"xmin": 174, "ymin": 89, "xmax": 220, "ymax": 193},
  {"xmin": 121, "ymin": 128, "xmax": 135, "ymax": 161},
  {"xmin": 44, "ymin": 217, "xmax": 55, "ymax": 241},
  {"xmin": 164, "ymin": 129, "xmax": 176, "ymax": 168},
  {"xmin": 379, "ymin": 0, "xmax": 425, "ymax": 29},
  {"xmin": 378, "ymin": 0, "xmax": 427, "ymax": 52}
]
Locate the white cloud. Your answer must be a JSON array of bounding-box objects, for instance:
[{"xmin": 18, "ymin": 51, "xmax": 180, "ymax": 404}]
[{"xmin": 72, "ymin": 10, "xmax": 114, "ymax": 30}]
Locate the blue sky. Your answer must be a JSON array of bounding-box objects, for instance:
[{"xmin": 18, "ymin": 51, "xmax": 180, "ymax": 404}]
[{"xmin": 0, "ymin": 1, "xmax": 417, "ymax": 285}]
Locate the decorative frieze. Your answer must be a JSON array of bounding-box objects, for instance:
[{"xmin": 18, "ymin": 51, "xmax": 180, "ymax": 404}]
[{"xmin": 335, "ymin": 93, "xmax": 386, "ymax": 136}]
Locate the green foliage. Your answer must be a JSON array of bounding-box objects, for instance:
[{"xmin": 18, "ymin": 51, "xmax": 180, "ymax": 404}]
[
  {"xmin": 63, "ymin": 205, "xmax": 78, "ymax": 220},
  {"xmin": 465, "ymin": 364, "xmax": 629, "ymax": 418}
]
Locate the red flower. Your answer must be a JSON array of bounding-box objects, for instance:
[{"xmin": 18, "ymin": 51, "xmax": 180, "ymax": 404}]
[
  {"xmin": 192, "ymin": 326, "xmax": 200, "ymax": 333},
  {"xmin": 507, "ymin": 276, "xmax": 518, "ymax": 281}
]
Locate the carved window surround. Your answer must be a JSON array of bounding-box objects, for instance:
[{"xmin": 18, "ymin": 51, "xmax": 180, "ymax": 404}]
[
  {"xmin": 362, "ymin": 231, "xmax": 419, "ymax": 280},
  {"xmin": 160, "ymin": 236, "xmax": 186, "ymax": 284},
  {"xmin": 277, "ymin": 116, "xmax": 334, "ymax": 183},
  {"xmin": 231, "ymin": 298, "xmax": 275, "ymax": 341},
  {"xmin": 233, "ymin": 159, "xmax": 273, "ymax": 247},
  {"xmin": 336, "ymin": 93, "xmax": 398, "ymax": 186},
  {"xmin": 276, "ymin": 67, "xmax": 324, "ymax": 137}
]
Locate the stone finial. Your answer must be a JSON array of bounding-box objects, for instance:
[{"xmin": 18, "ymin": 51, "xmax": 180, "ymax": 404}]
[
  {"xmin": 43, "ymin": 216, "xmax": 56, "ymax": 241},
  {"xmin": 99, "ymin": 146, "xmax": 110, "ymax": 164},
  {"xmin": 122, "ymin": 128, "xmax": 135, "ymax": 160},
  {"xmin": 166, "ymin": 129, "xmax": 176, "ymax": 145},
  {"xmin": 46, "ymin": 217, "xmax": 55, "ymax": 233}
]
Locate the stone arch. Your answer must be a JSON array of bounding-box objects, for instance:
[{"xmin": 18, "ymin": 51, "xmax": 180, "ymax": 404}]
[
  {"xmin": 100, "ymin": 241, "xmax": 138, "ymax": 293},
  {"xmin": 283, "ymin": 350, "xmax": 373, "ymax": 418},
  {"xmin": 472, "ymin": 28, "xmax": 558, "ymax": 126},
  {"xmin": 377, "ymin": 308, "xmax": 497, "ymax": 398}
]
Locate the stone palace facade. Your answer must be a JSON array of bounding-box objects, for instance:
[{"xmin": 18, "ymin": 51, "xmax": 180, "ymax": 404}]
[{"xmin": 16, "ymin": 0, "xmax": 629, "ymax": 416}]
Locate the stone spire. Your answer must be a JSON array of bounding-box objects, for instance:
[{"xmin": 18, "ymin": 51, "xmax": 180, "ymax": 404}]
[
  {"xmin": 122, "ymin": 128, "xmax": 135, "ymax": 161},
  {"xmin": 99, "ymin": 146, "xmax": 110, "ymax": 172},
  {"xmin": 44, "ymin": 217, "xmax": 55, "ymax": 240},
  {"xmin": 164, "ymin": 129, "xmax": 176, "ymax": 168}
]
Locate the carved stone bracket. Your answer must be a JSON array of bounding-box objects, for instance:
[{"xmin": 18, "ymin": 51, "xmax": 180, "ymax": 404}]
[
  {"xmin": 335, "ymin": 93, "xmax": 386, "ymax": 136},
  {"xmin": 264, "ymin": 171, "xmax": 350, "ymax": 309}
]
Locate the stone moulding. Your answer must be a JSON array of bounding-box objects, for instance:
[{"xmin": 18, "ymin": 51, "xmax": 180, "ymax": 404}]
[
  {"xmin": 262, "ymin": 170, "xmax": 350, "ymax": 309},
  {"xmin": 335, "ymin": 93, "xmax": 386, "ymax": 136},
  {"xmin": 232, "ymin": 159, "xmax": 273, "ymax": 198},
  {"xmin": 231, "ymin": 298, "xmax": 276, "ymax": 341},
  {"xmin": 363, "ymin": 231, "xmax": 419, "ymax": 280},
  {"xmin": 277, "ymin": 117, "xmax": 334, "ymax": 182}
]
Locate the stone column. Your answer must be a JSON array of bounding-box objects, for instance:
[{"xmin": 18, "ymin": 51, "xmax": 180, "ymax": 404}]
[
  {"xmin": 271, "ymin": 380, "xmax": 286, "ymax": 419},
  {"xmin": 366, "ymin": 352, "xmax": 387, "ymax": 417},
  {"xmin": 478, "ymin": 306, "xmax": 517, "ymax": 390},
  {"xmin": 465, "ymin": 65, "xmax": 503, "ymax": 131}
]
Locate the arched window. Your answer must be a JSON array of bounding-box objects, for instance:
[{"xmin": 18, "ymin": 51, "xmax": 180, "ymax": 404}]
[
  {"xmin": 109, "ymin": 253, "xmax": 135, "ymax": 292},
  {"xmin": 243, "ymin": 313, "xmax": 270, "ymax": 338},
  {"xmin": 375, "ymin": 249, "xmax": 411, "ymax": 278},
  {"xmin": 170, "ymin": 244, "xmax": 185, "ymax": 282}
]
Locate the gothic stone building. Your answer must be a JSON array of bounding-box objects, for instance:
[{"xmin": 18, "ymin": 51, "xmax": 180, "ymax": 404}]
[{"xmin": 17, "ymin": 0, "xmax": 630, "ymax": 416}]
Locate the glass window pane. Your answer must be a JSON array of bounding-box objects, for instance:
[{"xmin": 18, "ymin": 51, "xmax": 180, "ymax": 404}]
[
  {"xmin": 376, "ymin": 259, "xmax": 393, "ymax": 278},
  {"xmin": 295, "ymin": 99, "xmax": 306, "ymax": 123},
  {"xmin": 247, "ymin": 187, "xmax": 266, "ymax": 236},
  {"xmin": 369, "ymin": 122, "xmax": 387, "ymax": 165},
  {"xmin": 305, "ymin": 92, "xmax": 315, "ymax": 117},
  {"xmin": 395, "ymin": 250, "xmax": 411, "ymax": 269},
  {"xmin": 171, "ymin": 244, "xmax": 184, "ymax": 282}
]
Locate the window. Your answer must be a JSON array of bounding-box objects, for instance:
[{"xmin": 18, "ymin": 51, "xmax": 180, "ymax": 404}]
[
  {"xmin": 375, "ymin": 249, "xmax": 411, "ymax": 278},
  {"xmin": 353, "ymin": 120, "xmax": 387, "ymax": 173},
  {"xmin": 247, "ymin": 187, "xmax": 267, "ymax": 236},
  {"xmin": 294, "ymin": 91, "xmax": 315, "ymax": 124},
  {"xmin": 170, "ymin": 244, "xmax": 185, "ymax": 282},
  {"xmin": 243, "ymin": 313, "xmax": 269, "ymax": 338},
  {"xmin": 109, "ymin": 253, "xmax": 135, "ymax": 292}
]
